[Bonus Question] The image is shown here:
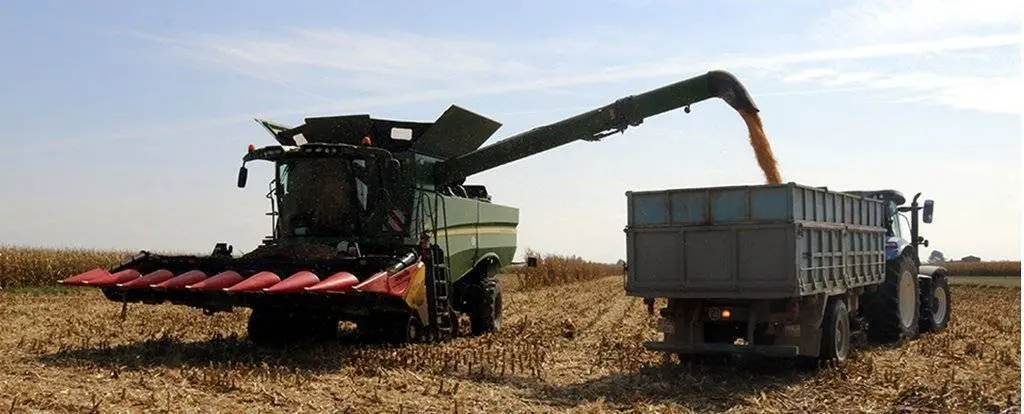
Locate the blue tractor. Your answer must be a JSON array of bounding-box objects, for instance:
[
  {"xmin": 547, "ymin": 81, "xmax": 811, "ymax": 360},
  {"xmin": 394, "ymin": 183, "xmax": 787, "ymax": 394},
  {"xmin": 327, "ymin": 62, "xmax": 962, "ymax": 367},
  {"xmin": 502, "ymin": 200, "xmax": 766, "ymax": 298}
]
[{"xmin": 845, "ymin": 190, "xmax": 951, "ymax": 343}]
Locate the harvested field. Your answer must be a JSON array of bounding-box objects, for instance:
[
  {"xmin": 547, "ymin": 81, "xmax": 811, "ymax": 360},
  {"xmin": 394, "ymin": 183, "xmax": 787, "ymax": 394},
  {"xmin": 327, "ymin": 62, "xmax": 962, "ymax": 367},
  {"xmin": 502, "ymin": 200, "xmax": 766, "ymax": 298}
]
[
  {"xmin": 942, "ymin": 261, "xmax": 1021, "ymax": 277},
  {"xmin": 950, "ymin": 276, "xmax": 1021, "ymax": 287},
  {"xmin": 0, "ymin": 273, "xmax": 1019, "ymax": 413}
]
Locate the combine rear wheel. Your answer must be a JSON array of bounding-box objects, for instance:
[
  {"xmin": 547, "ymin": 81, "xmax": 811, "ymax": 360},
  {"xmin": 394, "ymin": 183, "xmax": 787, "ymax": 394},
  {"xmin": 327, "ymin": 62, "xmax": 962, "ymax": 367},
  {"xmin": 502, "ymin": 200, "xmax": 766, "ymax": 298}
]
[
  {"xmin": 920, "ymin": 274, "xmax": 951, "ymax": 333},
  {"xmin": 466, "ymin": 263, "xmax": 503, "ymax": 336},
  {"xmin": 866, "ymin": 255, "xmax": 920, "ymax": 343}
]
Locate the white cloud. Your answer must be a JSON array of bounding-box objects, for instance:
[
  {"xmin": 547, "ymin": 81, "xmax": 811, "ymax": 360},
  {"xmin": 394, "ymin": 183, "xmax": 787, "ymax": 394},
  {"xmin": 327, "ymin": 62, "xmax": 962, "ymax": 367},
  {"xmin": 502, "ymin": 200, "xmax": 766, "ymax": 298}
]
[
  {"xmin": 779, "ymin": 67, "xmax": 1021, "ymax": 114},
  {"xmin": 131, "ymin": 25, "xmax": 1019, "ymax": 95},
  {"xmin": 782, "ymin": 68, "xmax": 839, "ymax": 83},
  {"xmin": 58, "ymin": 28, "xmax": 1014, "ymax": 157},
  {"xmin": 811, "ymin": 0, "xmax": 1022, "ymax": 43}
]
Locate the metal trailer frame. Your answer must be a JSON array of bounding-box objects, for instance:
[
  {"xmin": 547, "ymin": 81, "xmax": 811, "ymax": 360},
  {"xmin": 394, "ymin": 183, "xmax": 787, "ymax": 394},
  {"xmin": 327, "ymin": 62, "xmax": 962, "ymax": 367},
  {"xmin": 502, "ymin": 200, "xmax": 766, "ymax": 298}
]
[{"xmin": 623, "ymin": 182, "xmax": 889, "ymax": 358}]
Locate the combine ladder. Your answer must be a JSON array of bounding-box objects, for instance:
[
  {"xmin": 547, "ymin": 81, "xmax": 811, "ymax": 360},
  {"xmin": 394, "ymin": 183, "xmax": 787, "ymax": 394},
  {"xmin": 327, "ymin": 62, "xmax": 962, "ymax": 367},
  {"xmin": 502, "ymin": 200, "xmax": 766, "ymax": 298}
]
[
  {"xmin": 425, "ymin": 256, "xmax": 455, "ymax": 340},
  {"xmin": 418, "ymin": 189, "xmax": 457, "ymax": 340}
]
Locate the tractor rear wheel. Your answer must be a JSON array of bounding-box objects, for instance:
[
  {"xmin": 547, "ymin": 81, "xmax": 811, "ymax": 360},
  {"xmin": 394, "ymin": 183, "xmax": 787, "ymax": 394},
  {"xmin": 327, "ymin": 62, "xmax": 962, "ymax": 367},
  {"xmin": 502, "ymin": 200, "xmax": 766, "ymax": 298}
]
[
  {"xmin": 920, "ymin": 274, "xmax": 951, "ymax": 333},
  {"xmin": 866, "ymin": 255, "xmax": 920, "ymax": 343}
]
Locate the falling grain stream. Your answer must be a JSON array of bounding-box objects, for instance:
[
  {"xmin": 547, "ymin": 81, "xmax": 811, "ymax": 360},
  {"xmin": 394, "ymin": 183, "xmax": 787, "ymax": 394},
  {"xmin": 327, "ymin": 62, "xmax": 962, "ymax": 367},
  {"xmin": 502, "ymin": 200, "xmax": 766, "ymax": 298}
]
[{"xmin": 738, "ymin": 109, "xmax": 783, "ymax": 185}]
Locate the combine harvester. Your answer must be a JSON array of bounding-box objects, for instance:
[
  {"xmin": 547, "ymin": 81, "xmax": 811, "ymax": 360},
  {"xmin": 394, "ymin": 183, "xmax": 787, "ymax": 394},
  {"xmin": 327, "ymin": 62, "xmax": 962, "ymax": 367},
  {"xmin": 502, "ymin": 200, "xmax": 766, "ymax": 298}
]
[{"xmin": 59, "ymin": 70, "xmax": 768, "ymax": 344}]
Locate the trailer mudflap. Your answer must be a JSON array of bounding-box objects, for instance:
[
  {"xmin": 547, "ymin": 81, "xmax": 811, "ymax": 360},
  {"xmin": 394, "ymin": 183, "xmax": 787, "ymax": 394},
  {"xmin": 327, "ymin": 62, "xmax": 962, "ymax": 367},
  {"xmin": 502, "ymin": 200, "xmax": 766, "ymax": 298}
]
[{"xmin": 643, "ymin": 341, "xmax": 799, "ymax": 358}]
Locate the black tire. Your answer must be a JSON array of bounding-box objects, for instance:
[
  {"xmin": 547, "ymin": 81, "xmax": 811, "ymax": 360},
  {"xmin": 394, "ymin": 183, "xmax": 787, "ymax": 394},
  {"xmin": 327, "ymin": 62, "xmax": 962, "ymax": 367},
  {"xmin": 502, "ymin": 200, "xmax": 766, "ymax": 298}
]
[
  {"xmin": 468, "ymin": 265, "xmax": 503, "ymax": 336},
  {"xmin": 247, "ymin": 308, "xmax": 282, "ymax": 344},
  {"xmin": 247, "ymin": 308, "xmax": 337, "ymax": 344},
  {"xmin": 866, "ymin": 255, "xmax": 920, "ymax": 343},
  {"xmin": 920, "ymin": 274, "xmax": 951, "ymax": 333},
  {"xmin": 819, "ymin": 296, "xmax": 851, "ymax": 364},
  {"xmin": 384, "ymin": 311, "xmax": 423, "ymax": 344},
  {"xmin": 359, "ymin": 312, "xmax": 423, "ymax": 345}
]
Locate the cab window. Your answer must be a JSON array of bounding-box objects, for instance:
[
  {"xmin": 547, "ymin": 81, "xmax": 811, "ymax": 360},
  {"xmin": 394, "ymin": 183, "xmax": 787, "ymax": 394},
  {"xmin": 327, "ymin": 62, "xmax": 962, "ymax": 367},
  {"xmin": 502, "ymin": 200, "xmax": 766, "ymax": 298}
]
[{"xmin": 898, "ymin": 213, "xmax": 912, "ymax": 241}]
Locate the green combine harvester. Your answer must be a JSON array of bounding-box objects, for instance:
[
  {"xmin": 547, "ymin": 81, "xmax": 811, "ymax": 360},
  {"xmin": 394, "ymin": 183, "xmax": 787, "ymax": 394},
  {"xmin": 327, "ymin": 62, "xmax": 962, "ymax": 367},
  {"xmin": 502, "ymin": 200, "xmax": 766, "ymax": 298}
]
[{"xmin": 58, "ymin": 70, "xmax": 761, "ymax": 344}]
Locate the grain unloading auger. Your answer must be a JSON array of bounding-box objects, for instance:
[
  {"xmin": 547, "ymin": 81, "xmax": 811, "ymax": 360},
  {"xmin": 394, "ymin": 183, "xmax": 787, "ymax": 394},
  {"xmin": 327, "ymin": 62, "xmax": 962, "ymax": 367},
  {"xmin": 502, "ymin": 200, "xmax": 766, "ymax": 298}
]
[{"xmin": 59, "ymin": 70, "xmax": 761, "ymax": 345}]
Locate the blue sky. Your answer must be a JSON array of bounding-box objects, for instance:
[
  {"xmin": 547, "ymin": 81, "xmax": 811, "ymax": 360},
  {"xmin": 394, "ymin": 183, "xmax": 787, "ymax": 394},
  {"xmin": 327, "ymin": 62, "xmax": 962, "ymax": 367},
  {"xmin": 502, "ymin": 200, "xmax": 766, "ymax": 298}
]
[{"xmin": 1, "ymin": 0, "xmax": 1020, "ymax": 263}]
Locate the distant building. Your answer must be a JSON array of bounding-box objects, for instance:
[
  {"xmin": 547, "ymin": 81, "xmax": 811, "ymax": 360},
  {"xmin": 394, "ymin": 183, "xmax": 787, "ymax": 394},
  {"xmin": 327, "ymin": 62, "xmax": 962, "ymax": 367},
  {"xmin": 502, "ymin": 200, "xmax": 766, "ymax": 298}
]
[{"xmin": 961, "ymin": 255, "xmax": 981, "ymax": 262}]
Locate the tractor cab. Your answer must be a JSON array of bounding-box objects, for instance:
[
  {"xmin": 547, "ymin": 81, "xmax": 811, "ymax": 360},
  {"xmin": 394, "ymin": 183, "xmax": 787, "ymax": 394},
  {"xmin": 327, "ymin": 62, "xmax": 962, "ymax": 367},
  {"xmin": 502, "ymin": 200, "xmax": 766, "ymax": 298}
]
[{"xmin": 844, "ymin": 189, "xmax": 934, "ymax": 264}]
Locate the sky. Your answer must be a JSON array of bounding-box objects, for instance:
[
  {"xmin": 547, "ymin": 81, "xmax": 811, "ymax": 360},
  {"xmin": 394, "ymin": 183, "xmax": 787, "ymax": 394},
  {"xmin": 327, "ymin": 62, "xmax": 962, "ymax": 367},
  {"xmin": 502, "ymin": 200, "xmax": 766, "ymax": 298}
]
[{"xmin": 0, "ymin": 0, "xmax": 1020, "ymax": 263}]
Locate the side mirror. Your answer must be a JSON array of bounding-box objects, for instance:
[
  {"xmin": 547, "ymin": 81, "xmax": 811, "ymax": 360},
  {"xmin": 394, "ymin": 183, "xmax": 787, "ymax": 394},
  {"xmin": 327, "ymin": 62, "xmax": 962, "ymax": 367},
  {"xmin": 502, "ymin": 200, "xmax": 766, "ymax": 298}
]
[
  {"xmin": 923, "ymin": 199, "xmax": 934, "ymax": 223},
  {"xmin": 526, "ymin": 257, "xmax": 539, "ymax": 267},
  {"xmin": 237, "ymin": 165, "xmax": 248, "ymax": 188}
]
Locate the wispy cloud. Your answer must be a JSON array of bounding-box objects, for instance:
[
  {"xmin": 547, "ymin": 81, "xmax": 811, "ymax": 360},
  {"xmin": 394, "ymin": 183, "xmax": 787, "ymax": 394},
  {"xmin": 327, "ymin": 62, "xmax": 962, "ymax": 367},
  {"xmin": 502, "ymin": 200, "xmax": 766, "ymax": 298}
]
[
  {"xmin": 133, "ymin": 25, "xmax": 1019, "ymax": 96},
  {"xmin": 140, "ymin": 29, "xmax": 1017, "ymax": 113},
  {"xmin": 34, "ymin": 27, "xmax": 1012, "ymax": 156},
  {"xmin": 810, "ymin": 0, "xmax": 1022, "ymax": 44},
  {"xmin": 780, "ymin": 69, "xmax": 1021, "ymax": 114}
]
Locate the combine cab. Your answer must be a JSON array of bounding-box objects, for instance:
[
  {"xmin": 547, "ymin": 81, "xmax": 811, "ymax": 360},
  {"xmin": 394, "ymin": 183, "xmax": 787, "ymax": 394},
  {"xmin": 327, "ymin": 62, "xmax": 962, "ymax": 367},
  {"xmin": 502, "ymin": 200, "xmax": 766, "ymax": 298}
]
[{"xmin": 59, "ymin": 69, "xmax": 767, "ymax": 344}]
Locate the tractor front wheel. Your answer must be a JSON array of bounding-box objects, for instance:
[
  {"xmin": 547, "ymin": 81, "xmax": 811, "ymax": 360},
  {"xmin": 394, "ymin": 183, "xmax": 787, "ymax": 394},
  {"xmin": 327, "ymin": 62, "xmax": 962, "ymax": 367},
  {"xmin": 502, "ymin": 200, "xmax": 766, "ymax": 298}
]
[{"xmin": 920, "ymin": 274, "xmax": 951, "ymax": 333}]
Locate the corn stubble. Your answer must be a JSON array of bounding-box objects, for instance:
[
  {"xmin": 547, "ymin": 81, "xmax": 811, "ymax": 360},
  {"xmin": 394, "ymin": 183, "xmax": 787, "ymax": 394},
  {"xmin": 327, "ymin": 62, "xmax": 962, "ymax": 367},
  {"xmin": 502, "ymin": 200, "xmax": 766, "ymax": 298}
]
[{"xmin": 0, "ymin": 264, "xmax": 1018, "ymax": 413}]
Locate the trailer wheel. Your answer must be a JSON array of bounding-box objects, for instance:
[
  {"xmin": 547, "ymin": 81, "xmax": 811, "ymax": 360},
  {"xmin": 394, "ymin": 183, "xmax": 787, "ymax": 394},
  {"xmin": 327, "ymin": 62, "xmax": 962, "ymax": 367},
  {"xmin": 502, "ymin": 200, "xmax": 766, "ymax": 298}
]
[
  {"xmin": 819, "ymin": 297, "xmax": 851, "ymax": 364},
  {"xmin": 920, "ymin": 274, "xmax": 951, "ymax": 333},
  {"xmin": 866, "ymin": 255, "xmax": 920, "ymax": 343}
]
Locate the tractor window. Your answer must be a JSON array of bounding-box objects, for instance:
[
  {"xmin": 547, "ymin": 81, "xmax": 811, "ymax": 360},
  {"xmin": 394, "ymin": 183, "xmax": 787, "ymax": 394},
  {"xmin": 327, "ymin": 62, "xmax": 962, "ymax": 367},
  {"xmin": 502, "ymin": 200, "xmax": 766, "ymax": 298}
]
[
  {"xmin": 898, "ymin": 213, "xmax": 912, "ymax": 241},
  {"xmin": 888, "ymin": 213, "xmax": 901, "ymax": 239}
]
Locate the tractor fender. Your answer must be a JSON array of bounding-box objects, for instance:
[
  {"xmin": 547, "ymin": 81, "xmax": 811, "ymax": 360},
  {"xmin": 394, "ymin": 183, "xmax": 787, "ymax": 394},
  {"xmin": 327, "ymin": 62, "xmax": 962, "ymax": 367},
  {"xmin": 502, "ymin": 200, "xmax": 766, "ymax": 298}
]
[{"xmin": 918, "ymin": 265, "xmax": 949, "ymax": 278}]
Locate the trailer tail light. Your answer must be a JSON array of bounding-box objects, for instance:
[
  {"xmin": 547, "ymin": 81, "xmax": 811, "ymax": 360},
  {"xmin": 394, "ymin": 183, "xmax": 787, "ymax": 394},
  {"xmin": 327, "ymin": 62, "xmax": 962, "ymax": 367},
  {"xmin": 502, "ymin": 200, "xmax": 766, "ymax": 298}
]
[{"xmin": 720, "ymin": 309, "xmax": 732, "ymax": 320}]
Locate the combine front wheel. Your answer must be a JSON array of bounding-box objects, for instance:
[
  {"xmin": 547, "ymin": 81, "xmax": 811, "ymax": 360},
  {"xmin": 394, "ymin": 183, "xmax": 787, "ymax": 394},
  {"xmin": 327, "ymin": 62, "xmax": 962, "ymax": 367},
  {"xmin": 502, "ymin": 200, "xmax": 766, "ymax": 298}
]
[
  {"xmin": 247, "ymin": 308, "xmax": 337, "ymax": 344},
  {"xmin": 379, "ymin": 311, "xmax": 423, "ymax": 344}
]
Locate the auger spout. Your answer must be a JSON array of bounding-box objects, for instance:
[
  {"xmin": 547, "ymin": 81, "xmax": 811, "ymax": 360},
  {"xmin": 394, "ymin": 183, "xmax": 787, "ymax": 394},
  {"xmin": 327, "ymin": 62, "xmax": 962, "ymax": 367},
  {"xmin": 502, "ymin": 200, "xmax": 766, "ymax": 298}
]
[{"xmin": 433, "ymin": 70, "xmax": 759, "ymax": 186}]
